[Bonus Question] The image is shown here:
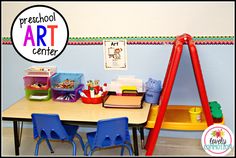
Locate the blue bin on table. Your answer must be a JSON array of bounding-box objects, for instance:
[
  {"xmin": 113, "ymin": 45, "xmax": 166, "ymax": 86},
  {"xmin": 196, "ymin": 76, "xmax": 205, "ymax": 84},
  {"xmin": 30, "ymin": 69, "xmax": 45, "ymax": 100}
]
[{"xmin": 145, "ymin": 79, "xmax": 162, "ymax": 104}]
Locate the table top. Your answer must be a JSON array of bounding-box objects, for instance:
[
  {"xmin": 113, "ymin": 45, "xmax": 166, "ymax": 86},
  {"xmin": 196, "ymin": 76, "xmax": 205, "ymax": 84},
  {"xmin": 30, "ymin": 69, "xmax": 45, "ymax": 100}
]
[{"xmin": 2, "ymin": 98, "xmax": 151, "ymax": 125}]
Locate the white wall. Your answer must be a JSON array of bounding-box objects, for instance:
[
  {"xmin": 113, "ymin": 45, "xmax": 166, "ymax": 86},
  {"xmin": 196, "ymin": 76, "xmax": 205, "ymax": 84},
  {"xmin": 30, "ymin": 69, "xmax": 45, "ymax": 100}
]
[{"xmin": 1, "ymin": 1, "xmax": 234, "ymax": 37}]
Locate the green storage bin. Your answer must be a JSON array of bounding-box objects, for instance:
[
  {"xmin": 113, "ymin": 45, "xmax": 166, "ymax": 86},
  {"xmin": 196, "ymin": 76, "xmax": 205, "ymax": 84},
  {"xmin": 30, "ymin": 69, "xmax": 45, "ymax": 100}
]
[{"xmin": 25, "ymin": 88, "xmax": 51, "ymax": 101}]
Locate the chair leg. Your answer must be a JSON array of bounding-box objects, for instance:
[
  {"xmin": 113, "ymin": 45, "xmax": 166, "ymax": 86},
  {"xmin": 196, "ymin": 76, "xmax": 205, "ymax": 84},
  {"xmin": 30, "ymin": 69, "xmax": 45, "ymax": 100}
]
[
  {"xmin": 45, "ymin": 139, "xmax": 54, "ymax": 153},
  {"xmin": 126, "ymin": 142, "xmax": 134, "ymax": 154},
  {"xmin": 70, "ymin": 141, "xmax": 77, "ymax": 156},
  {"xmin": 120, "ymin": 144, "xmax": 133, "ymax": 156},
  {"xmin": 76, "ymin": 133, "xmax": 85, "ymax": 151},
  {"xmin": 88, "ymin": 150, "xmax": 94, "ymax": 156},
  {"xmin": 124, "ymin": 144, "xmax": 133, "ymax": 156},
  {"xmin": 88, "ymin": 147, "xmax": 96, "ymax": 156},
  {"xmin": 121, "ymin": 145, "xmax": 125, "ymax": 155},
  {"xmin": 83, "ymin": 143, "xmax": 89, "ymax": 156},
  {"xmin": 34, "ymin": 138, "xmax": 43, "ymax": 156}
]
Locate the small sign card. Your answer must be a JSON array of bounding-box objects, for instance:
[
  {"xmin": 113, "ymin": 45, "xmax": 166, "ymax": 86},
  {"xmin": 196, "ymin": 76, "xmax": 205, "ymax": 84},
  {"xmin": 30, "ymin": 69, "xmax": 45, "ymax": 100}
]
[{"xmin": 103, "ymin": 40, "xmax": 128, "ymax": 70}]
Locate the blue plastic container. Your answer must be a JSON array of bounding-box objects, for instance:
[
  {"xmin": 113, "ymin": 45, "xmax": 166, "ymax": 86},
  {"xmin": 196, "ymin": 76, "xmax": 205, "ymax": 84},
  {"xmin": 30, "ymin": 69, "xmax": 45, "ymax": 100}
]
[
  {"xmin": 50, "ymin": 73, "xmax": 83, "ymax": 91},
  {"xmin": 144, "ymin": 78, "xmax": 162, "ymax": 104},
  {"xmin": 145, "ymin": 90, "xmax": 161, "ymax": 104}
]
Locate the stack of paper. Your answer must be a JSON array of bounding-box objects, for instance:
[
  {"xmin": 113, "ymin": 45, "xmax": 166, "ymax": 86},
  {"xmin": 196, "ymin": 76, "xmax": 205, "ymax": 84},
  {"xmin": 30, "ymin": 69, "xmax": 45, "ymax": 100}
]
[
  {"xmin": 107, "ymin": 76, "xmax": 144, "ymax": 94},
  {"xmin": 103, "ymin": 95, "xmax": 143, "ymax": 108}
]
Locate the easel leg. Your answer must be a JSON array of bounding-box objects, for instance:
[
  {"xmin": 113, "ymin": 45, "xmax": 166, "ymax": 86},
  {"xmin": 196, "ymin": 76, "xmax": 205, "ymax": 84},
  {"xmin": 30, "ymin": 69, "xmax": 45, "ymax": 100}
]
[
  {"xmin": 188, "ymin": 41, "xmax": 214, "ymax": 126},
  {"xmin": 145, "ymin": 42, "xmax": 184, "ymax": 155}
]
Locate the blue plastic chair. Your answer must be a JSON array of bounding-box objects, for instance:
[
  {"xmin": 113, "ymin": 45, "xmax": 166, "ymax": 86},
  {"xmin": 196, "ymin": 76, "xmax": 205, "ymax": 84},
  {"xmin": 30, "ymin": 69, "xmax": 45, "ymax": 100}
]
[
  {"xmin": 31, "ymin": 113, "xmax": 85, "ymax": 156},
  {"xmin": 84, "ymin": 117, "xmax": 133, "ymax": 156}
]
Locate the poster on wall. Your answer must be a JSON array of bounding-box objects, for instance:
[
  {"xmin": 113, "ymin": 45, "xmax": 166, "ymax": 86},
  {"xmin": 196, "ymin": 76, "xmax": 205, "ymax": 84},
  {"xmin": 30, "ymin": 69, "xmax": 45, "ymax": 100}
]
[{"xmin": 103, "ymin": 40, "xmax": 127, "ymax": 70}]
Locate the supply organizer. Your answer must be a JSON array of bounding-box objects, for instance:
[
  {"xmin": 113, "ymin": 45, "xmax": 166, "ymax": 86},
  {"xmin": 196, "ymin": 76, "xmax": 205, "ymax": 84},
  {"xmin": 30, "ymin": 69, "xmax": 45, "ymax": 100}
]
[
  {"xmin": 23, "ymin": 66, "xmax": 57, "ymax": 101},
  {"xmin": 50, "ymin": 73, "xmax": 84, "ymax": 102},
  {"xmin": 80, "ymin": 90, "xmax": 108, "ymax": 104},
  {"xmin": 80, "ymin": 80, "xmax": 108, "ymax": 104},
  {"xmin": 102, "ymin": 90, "xmax": 145, "ymax": 109}
]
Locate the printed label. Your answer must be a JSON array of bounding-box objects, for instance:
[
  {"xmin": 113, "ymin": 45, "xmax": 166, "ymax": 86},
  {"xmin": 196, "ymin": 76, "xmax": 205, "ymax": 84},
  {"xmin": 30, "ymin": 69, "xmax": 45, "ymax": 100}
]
[{"xmin": 201, "ymin": 124, "xmax": 234, "ymax": 156}]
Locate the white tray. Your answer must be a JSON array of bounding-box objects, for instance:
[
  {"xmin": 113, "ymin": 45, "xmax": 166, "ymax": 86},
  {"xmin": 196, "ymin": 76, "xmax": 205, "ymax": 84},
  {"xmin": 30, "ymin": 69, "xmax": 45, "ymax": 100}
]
[{"xmin": 25, "ymin": 66, "xmax": 57, "ymax": 77}]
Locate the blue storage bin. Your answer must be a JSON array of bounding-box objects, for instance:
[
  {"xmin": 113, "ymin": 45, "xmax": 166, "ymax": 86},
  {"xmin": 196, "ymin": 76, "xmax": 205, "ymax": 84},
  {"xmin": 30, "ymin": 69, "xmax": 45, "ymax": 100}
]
[
  {"xmin": 144, "ymin": 78, "xmax": 162, "ymax": 104},
  {"xmin": 50, "ymin": 73, "xmax": 83, "ymax": 91},
  {"xmin": 145, "ymin": 90, "xmax": 161, "ymax": 104}
]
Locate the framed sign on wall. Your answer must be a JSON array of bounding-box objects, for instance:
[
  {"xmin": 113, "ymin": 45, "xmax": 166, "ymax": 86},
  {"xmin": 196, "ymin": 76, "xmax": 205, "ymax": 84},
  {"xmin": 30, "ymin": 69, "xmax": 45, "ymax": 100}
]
[{"xmin": 103, "ymin": 40, "xmax": 128, "ymax": 70}]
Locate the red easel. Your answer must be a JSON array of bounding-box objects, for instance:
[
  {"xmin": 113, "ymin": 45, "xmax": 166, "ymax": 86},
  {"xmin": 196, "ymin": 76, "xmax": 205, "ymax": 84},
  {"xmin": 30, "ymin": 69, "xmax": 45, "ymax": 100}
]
[{"xmin": 145, "ymin": 33, "xmax": 214, "ymax": 156}]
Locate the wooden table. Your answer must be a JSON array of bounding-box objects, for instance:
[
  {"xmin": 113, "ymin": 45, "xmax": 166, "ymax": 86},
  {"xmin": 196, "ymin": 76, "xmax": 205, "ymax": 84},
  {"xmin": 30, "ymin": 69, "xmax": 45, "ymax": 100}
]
[{"xmin": 2, "ymin": 98, "xmax": 151, "ymax": 156}]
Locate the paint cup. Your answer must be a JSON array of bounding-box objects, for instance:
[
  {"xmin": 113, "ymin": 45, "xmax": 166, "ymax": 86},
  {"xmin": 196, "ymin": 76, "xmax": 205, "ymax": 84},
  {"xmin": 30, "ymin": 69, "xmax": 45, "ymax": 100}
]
[{"xmin": 189, "ymin": 107, "xmax": 202, "ymax": 123}]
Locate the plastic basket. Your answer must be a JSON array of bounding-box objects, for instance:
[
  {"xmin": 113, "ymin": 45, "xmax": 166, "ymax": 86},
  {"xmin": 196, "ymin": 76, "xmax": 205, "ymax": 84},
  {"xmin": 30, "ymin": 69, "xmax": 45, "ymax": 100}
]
[
  {"xmin": 23, "ymin": 76, "xmax": 50, "ymax": 90},
  {"xmin": 25, "ymin": 66, "xmax": 56, "ymax": 77},
  {"xmin": 25, "ymin": 88, "xmax": 51, "ymax": 101},
  {"xmin": 51, "ymin": 73, "xmax": 83, "ymax": 91},
  {"xmin": 81, "ymin": 90, "xmax": 108, "ymax": 104},
  {"xmin": 52, "ymin": 84, "xmax": 84, "ymax": 102}
]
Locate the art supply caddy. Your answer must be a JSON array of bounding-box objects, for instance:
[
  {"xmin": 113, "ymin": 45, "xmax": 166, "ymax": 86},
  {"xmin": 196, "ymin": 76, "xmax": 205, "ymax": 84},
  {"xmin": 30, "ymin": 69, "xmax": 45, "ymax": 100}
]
[
  {"xmin": 23, "ymin": 66, "xmax": 85, "ymax": 102},
  {"xmin": 80, "ymin": 80, "xmax": 108, "ymax": 104},
  {"xmin": 23, "ymin": 66, "xmax": 56, "ymax": 101},
  {"xmin": 23, "ymin": 68, "xmax": 146, "ymax": 106},
  {"xmin": 23, "ymin": 66, "xmax": 108, "ymax": 103},
  {"xmin": 50, "ymin": 73, "xmax": 84, "ymax": 102}
]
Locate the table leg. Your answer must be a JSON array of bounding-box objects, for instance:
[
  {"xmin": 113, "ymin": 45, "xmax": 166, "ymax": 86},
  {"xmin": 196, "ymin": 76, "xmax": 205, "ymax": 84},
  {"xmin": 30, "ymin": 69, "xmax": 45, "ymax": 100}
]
[
  {"xmin": 139, "ymin": 127, "xmax": 145, "ymax": 149},
  {"xmin": 13, "ymin": 121, "xmax": 20, "ymax": 155},
  {"xmin": 132, "ymin": 127, "xmax": 139, "ymax": 156}
]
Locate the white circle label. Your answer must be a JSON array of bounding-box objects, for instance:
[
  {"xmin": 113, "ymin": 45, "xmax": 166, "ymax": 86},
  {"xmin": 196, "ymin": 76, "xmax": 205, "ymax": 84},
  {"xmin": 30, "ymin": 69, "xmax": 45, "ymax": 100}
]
[
  {"xmin": 11, "ymin": 5, "xmax": 69, "ymax": 63},
  {"xmin": 201, "ymin": 124, "xmax": 234, "ymax": 156}
]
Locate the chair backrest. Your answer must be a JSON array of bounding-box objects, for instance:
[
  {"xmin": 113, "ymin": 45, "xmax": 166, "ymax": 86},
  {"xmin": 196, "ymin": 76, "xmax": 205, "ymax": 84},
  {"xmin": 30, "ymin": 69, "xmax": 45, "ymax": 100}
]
[
  {"xmin": 94, "ymin": 117, "xmax": 130, "ymax": 148},
  {"xmin": 31, "ymin": 113, "xmax": 68, "ymax": 140}
]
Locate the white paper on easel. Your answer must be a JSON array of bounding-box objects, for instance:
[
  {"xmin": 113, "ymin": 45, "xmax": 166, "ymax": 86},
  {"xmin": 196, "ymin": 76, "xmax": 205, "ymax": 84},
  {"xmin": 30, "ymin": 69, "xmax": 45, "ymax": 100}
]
[{"xmin": 103, "ymin": 40, "xmax": 128, "ymax": 70}]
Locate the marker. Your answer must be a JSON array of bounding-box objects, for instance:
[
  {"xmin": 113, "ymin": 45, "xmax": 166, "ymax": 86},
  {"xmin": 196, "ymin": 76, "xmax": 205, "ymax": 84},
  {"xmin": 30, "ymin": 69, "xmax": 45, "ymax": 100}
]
[
  {"xmin": 102, "ymin": 83, "xmax": 107, "ymax": 92},
  {"xmin": 70, "ymin": 94, "xmax": 75, "ymax": 100},
  {"xmin": 90, "ymin": 87, "xmax": 95, "ymax": 98},
  {"xmin": 56, "ymin": 95, "xmax": 64, "ymax": 100},
  {"xmin": 97, "ymin": 91, "xmax": 103, "ymax": 97}
]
